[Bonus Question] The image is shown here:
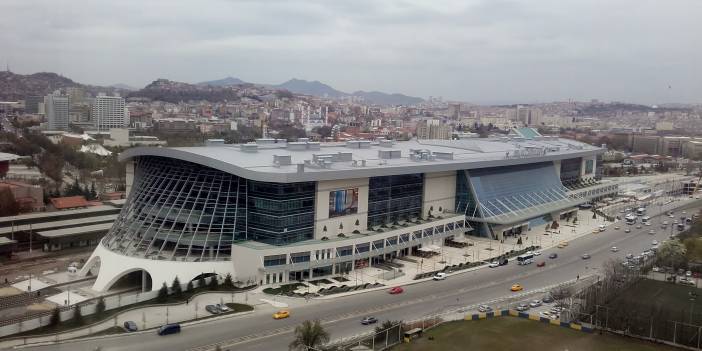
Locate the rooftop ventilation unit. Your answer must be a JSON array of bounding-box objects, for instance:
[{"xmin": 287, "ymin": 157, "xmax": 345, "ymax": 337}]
[
  {"xmin": 273, "ymin": 155, "xmax": 292, "ymax": 166},
  {"xmin": 240, "ymin": 143, "xmax": 258, "ymax": 152},
  {"xmin": 409, "ymin": 149, "xmax": 435, "ymax": 161},
  {"xmin": 378, "ymin": 149, "xmax": 401, "ymax": 159},
  {"xmin": 345, "ymin": 140, "xmax": 372, "ymax": 149},
  {"xmin": 286, "ymin": 141, "xmax": 321, "ymax": 151},
  {"xmin": 205, "ymin": 139, "xmax": 226, "ymax": 146},
  {"xmin": 378, "ymin": 139, "xmax": 394, "ymax": 148},
  {"xmin": 255, "ymin": 138, "xmax": 280, "ymax": 145},
  {"xmin": 433, "ymin": 151, "xmax": 454, "ymax": 160}
]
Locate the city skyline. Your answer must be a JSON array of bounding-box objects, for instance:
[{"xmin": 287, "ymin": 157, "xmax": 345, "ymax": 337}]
[{"xmin": 1, "ymin": 0, "xmax": 701, "ymax": 105}]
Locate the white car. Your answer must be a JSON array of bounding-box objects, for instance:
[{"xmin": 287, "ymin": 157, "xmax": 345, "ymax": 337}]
[
  {"xmin": 653, "ymin": 266, "xmax": 660, "ymax": 272},
  {"xmin": 652, "ymin": 240, "xmax": 659, "ymax": 246},
  {"xmin": 488, "ymin": 261, "xmax": 499, "ymax": 268},
  {"xmin": 433, "ymin": 272, "xmax": 447, "ymax": 281},
  {"xmin": 529, "ymin": 300, "xmax": 543, "ymax": 308},
  {"xmin": 598, "ymin": 225, "xmax": 606, "ymax": 232},
  {"xmin": 687, "ymin": 271, "xmax": 693, "ymax": 277},
  {"xmin": 533, "ymin": 251, "xmax": 542, "ymax": 256},
  {"xmin": 610, "ymin": 246, "xmax": 619, "ymax": 252}
]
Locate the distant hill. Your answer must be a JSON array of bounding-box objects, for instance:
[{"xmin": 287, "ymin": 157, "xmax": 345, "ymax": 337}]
[
  {"xmin": 273, "ymin": 78, "xmax": 346, "ymax": 98},
  {"xmin": 352, "ymin": 90, "xmax": 423, "ymax": 106},
  {"xmin": 109, "ymin": 83, "xmax": 138, "ymax": 91},
  {"xmin": 197, "ymin": 76, "xmax": 248, "ymax": 86},
  {"xmin": 0, "ymin": 71, "xmax": 82, "ymax": 100},
  {"xmin": 128, "ymin": 78, "xmax": 241, "ymax": 103}
]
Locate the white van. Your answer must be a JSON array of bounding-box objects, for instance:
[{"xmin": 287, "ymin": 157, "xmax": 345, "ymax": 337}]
[{"xmin": 433, "ymin": 272, "xmax": 447, "ymax": 281}]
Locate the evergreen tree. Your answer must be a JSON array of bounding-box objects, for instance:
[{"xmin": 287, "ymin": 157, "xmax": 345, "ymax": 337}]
[
  {"xmin": 223, "ymin": 273, "xmax": 234, "ymax": 289},
  {"xmin": 186, "ymin": 280, "xmax": 194, "ymax": 292},
  {"xmin": 157, "ymin": 282, "xmax": 169, "ymax": 302},
  {"xmin": 171, "ymin": 276, "xmax": 182, "ymax": 298},
  {"xmin": 197, "ymin": 275, "xmax": 206, "ymax": 289},
  {"xmin": 95, "ymin": 297, "xmax": 106, "ymax": 316},
  {"xmin": 209, "ymin": 274, "xmax": 219, "ymax": 290}
]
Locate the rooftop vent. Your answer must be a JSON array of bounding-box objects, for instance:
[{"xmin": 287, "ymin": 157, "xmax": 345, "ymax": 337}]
[
  {"xmin": 433, "ymin": 151, "xmax": 454, "ymax": 160},
  {"xmin": 346, "ymin": 140, "xmax": 372, "ymax": 149},
  {"xmin": 255, "ymin": 138, "xmax": 280, "ymax": 145},
  {"xmin": 378, "ymin": 139, "xmax": 394, "ymax": 148},
  {"xmin": 273, "ymin": 155, "xmax": 292, "ymax": 166},
  {"xmin": 286, "ymin": 141, "xmax": 321, "ymax": 151},
  {"xmin": 409, "ymin": 149, "xmax": 435, "ymax": 161},
  {"xmin": 205, "ymin": 139, "xmax": 226, "ymax": 146},
  {"xmin": 240, "ymin": 143, "xmax": 258, "ymax": 152},
  {"xmin": 378, "ymin": 149, "xmax": 402, "ymax": 159}
]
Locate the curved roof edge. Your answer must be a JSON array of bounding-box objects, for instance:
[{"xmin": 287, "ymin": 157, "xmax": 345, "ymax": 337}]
[{"xmin": 119, "ymin": 146, "xmax": 604, "ymax": 183}]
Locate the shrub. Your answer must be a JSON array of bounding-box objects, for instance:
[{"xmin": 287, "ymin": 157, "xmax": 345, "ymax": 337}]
[
  {"xmin": 157, "ymin": 282, "xmax": 169, "ymax": 302},
  {"xmin": 209, "ymin": 275, "xmax": 219, "ymax": 289},
  {"xmin": 223, "ymin": 273, "xmax": 234, "ymax": 289}
]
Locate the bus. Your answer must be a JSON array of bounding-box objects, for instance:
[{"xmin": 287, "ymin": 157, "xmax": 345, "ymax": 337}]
[
  {"xmin": 517, "ymin": 253, "xmax": 534, "ymax": 265},
  {"xmin": 636, "ymin": 207, "xmax": 646, "ymax": 216},
  {"xmin": 625, "ymin": 214, "xmax": 637, "ymax": 225}
]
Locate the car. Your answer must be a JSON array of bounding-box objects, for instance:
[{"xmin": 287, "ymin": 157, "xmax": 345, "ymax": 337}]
[
  {"xmin": 652, "ymin": 266, "xmax": 660, "ymax": 272},
  {"xmin": 537, "ymin": 261, "xmax": 545, "ymax": 267},
  {"xmin": 669, "ymin": 214, "xmax": 675, "ymax": 218},
  {"xmin": 611, "ymin": 246, "xmax": 619, "ymax": 252},
  {"xmin": 361, "ymin": 316, "xmax": 378, "ymax": 325},
  {"xmin": 123, "ymin": 321, "xmax": 138, "ymax": 332},
  {"xmin": 652, "ymin": 240, "xmax": 659, "ymax": 246},
  {"xmin": 645, "ymin": 222, "xmax": 652, "ymax": 226},
  {"xmin": 205, "ymin": 305, "xmax": 221, "ymax": 314},
  {"xmin": 636, "ymin": 225, "xmax": 642, "ymax": 229},
  {"xmin": 648, "ymin": 230, "xmax": 655, "ymax": 235},
  {"xmin": 542, "ymin": 295, "xmax": 554, "ymax": 303},
  {"xmin": 533, "ymin": 251, "xmax": 542, "ymax": 256},
  {"xmin": 273, "ymin": 310, "xmax": 290, "ymax": 319},
  {"xmin": 529, "ymin": 299, "xmax": 543, "ymax": 308},
  {"xmin": 615, "ymin": 226, "xmax": 620, "ymax": 230},
  {"xmin": 388, "ymin": 286, "xmax": 404, "ymax": 294},
  {"xmin": 433, "ymin": 272, "xmax": 447, "ymax": 281},
  {"xmin": 687, "ymin": 271, "xmax": 693, "ymax": 277},
  {"xmin": 625, "ymin": 228, "xmax": 631, "ymax": 233},
  {"xmin": 548, "ymin": 253, "xmax": 558, "ymax": 259},
  {"xmin": 516, "ymin": 303, "xmax": 530, "ymax": 312},
  {"xmin": 581, "ymin": 254, "xmax": 591, "ymax": 259},
  {"xmin": 592, "ymin": 229, "xmax": 600, "ymax": 234},
  {"xmin": 598, "ymin": 225, "xmax": 606, "ymax": 232},
  {"xmin": 488, "ymin": 261, "xmax": 500, "ymax": 268},
  {"xmin": 157, "ymin": 323, "xmax": 181, "ymax": 336},
  {"xmin": 511, "ymin": 284, "xmax": 523, "ymax": 292},
  {"xmin": 216, "ymin": 304, "xmax": 230, "ymax": 312},
  {"xmin": 539, "ymin": 312, "xmax": 551, "ymax": 318},
  {"xmin": 478, "ymin": 305, "xmax": 493, "ymax": 313},
  {"xmin": 626, "ymin": 253, "xmax": 634, "ymax": 259}
]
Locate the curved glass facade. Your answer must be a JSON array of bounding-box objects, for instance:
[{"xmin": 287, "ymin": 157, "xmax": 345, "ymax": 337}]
[{"xmin": 103, "ymin": 156, "xmax": 315, "ymax": 261}]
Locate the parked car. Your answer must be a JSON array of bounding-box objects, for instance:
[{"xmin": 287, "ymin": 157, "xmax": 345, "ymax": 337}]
[
  {"xmin": 610, "ymin": 246, "xmax": 619, "ymax": 252},
  {"xmin": 625, "ymin": 228, "xmax": 631, "ymax": 233},
  {"xmin": 581, "ymin": 254, "xmax": 591, "ymax": 259},
  {"xmin": 205, "ymin": 305, "xmax": 221, "ymax": 314},
  {"xmin": 488, "ymin": 261, "xmax": 500, "ymax": 268},
  {"xmin": 157, "ymin": 324, "xmax": 181, "ymax": 336},
  {"xmin": 216, "ymin": 304, "xmax": 230, "ymax": 312},
  {"xmin": 361, "ymin": 316, "xmax": 378, "ymax": 325},
  {"xmin": 636, "ymin": 225, "xmax": 642, "ymax": 229},
  {"xmin": 652, "ymin": 266, "xmax": 660, "ymax": 272},
  {"xmin": 652, "ymin": 240, "xmax": 659, "ymax": 246},
  {"xmin": 542, "ymin": 295, "xmax": 554, "ymax": 303},
  {"xmin": 273, "ymin": 310, "xmax": 290, "ymax": 319},
  {"xmin": 648, "ymin": 230, "xmax": 655, "ymax": 235},
  {"xmin": 123, "ymin": 321, "xmax": 138, "ymax": 332},
  {"xmin": 548, "ymin": 253, "xmax": 558, "ymax": 259},
  {"xmin": 478, "ymin": 305, "xmax": 493, "ymax": 313},
  {"xmin": 516, "ymin": 303, "xmax": 530, "ymax": 312},
  {"xmin": 433, "ymin": 272, "xmax": 447, "ymax": 281},
  {"xmin": 614, "ymin": 226, "xmax": 620, "ymax": 230},
  {"xmin": 529, "ymin": 300, "xmax": 542, "ymax": 308},
  {"xmin": 388, "ymin": 286, "xmax": 404, "ymax": 294}
]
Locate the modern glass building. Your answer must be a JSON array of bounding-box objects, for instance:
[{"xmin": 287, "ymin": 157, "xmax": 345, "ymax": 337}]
[{"xmin": 82, "ymin": 133, "xmax": 606, "ymax": 292}]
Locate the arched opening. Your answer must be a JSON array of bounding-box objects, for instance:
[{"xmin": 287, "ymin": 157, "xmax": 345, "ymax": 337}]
[{"xmin": 108, "ymin": 269, "xmax": 152, "ymax": 292}]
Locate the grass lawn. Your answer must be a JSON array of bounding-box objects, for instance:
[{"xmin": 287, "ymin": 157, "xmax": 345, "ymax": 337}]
[
  {"xmin": 392, "ymin": 318, "xmax": 678, "ymax": 351},
  {"xmin": 609, "ymin": 278, "xmax": 702, "ymax": 323}
]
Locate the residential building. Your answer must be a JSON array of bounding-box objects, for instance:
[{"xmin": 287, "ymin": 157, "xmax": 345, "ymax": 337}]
[
  {"xmin": 44, "ymin": 92, "xmax": 70, "ymax": 131},
  {"xmin": 92, "ymin": 94, "xmax": 129, "ymax": 131},
  {"xmin": 416, "ymin": 119, "xmax": 452, "ymax": 139}
]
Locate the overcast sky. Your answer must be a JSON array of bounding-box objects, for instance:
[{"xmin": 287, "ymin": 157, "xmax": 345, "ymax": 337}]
[{"xmin": 1, "ymin": 0, "xmax": 700, "ymax": 104}]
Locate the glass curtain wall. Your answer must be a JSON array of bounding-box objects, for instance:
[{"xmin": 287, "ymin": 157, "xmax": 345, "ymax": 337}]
[{"xmin": 367, "ymin": 173, "xmax": 424, "ymax": 228}]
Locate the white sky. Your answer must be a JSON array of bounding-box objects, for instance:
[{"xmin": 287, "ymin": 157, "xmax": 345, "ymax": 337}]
[{"xmin": 1, "ymin": 0, "xmax": 700, "ymax": 104}]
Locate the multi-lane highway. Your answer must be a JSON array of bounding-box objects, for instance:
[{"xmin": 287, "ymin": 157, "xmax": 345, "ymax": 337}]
[{"xmin": 14, "ymin": 199, "xmax": 701, "ymax": 351}]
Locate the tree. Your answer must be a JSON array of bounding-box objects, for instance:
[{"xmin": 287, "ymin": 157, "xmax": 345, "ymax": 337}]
[
  {"xmin": 95, "ymin": 297, "xmax": 106, "ymax": 316},
  {"xmin": 73, "ymin": 305, "xmax": 84, "ymax": 325},
  {"xmin": 657, "ymin": 240, "xmax": 687, "ymax": 269},
  {"xmin": 171, "ymin": 276, "xmax": 182, "ymax": 298},
  {"xmin": 375, "ymin": 320, "xmax": 400, "ymax": 334},
  {"xmin": 186, "ymin": 280, "xmax": 194, "ymax": 292},
  {"xmin": 289, "ymin": 320, "xmax": 330, "ymax": 351},
  {"xmin": 157, "ymin": 282, "xmax": 169, "ymax": 302},
  {"xmin": 198, "ymin": 274, "xmax": 206, "ymax": 289},
  {"xmin": 209, "ymin": 274, "xmax": 219, "ymax": 290},
  {"xmin": 0, "ymin": 187, "xmax": 20, "ymax": 216},
  {"xmin": 223, "ymin": 273, "xmax": 234, "ymax": 289},
  {"xmin": 49, "ymin": 307, "xmax": 61, "ymax": 326}
]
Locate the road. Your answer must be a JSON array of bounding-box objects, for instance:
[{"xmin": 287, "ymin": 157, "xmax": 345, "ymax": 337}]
[{"xmin": 13, "ymin": 199, "xmax": 701, "ymax": 351}]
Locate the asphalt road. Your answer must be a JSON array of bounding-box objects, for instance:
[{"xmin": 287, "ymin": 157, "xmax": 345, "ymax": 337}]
[{"xmin": 14, "ymin": 199, "xmax": 701, "ymax": 351}]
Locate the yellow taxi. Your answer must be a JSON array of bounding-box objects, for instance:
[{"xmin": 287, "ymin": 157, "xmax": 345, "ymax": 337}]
[
  {"xmin": 510, "ymin": 284, "xmax": 523, "ymax": 292},
  {"xmin": 557, "ymin": 241, "xmax": 569, "ymax": 248},
  {"xmin": 273, "ymin": 310, "xmax": 290, "ymax": 319}
]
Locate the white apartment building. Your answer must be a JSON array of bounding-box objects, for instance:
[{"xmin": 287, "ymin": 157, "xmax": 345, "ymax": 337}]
[
  {"xmin": 92, "ymin": 94, "xmax": 129, "ymax": 131},
  {"xmin": 44, "ymin": 93, "xmax": 70, "ymax": 131}
]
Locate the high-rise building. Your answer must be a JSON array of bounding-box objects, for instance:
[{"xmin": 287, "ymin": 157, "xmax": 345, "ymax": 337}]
[
  {"xmin": 92, "ymin": 94, "xmax": 129, "ymax": 131},
  {"xmin": 24, "ymin": 96, "xmax": 43, "ymax": 114},
  {"xmin": 416, "ymin": 119, "xmax": 452, "ymax": 139},
  {"xmin": 44, "ymin": 92, "xmax": 70, "ymax": 131}
]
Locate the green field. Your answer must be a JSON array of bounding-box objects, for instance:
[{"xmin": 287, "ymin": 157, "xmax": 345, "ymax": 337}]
[
  {"xmin": 609, "ymin": 278, "xmax": 702, "ymax": 323},
  {"xmin": 392, "ymin": 318, "xmax": 677, "ymax": 351}
]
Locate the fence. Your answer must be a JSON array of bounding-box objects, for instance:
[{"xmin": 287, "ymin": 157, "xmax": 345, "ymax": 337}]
[{"xmin": 0, "ymin": 275, "xmax": 225, "ymax": 339}]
